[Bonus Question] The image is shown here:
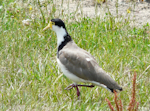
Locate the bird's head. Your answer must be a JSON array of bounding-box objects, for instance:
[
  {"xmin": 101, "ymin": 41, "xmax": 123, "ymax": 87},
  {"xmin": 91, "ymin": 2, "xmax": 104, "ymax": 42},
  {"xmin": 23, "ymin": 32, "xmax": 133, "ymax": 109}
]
[
  {"xmin": 43, "ymin": 18, "xmax": 70, "ymax": 46},
  {"xmin": 43, "ymin": 18, "xmax": 66, "ymax": 33}
]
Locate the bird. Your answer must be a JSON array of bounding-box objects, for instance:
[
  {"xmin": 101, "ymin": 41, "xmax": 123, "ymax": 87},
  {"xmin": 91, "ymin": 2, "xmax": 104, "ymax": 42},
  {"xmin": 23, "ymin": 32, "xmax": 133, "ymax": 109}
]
[{"xmin": 43, "ymin": 18, "xmax": 122, "ymax": 98}]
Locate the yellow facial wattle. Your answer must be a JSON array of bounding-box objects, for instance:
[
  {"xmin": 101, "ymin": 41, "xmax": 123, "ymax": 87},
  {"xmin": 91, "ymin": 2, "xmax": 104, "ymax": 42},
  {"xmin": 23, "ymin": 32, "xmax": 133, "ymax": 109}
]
[{"xmin": 43, "ymin": 21, "xmax": 55, "ymax": 31}]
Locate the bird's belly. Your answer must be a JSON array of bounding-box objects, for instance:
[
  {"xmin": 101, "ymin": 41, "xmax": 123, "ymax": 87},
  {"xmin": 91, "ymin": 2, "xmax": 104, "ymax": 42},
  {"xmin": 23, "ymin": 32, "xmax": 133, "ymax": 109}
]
[{"xmin": 57, "ymin": 58, "xmax": 86, "ymax": 83}]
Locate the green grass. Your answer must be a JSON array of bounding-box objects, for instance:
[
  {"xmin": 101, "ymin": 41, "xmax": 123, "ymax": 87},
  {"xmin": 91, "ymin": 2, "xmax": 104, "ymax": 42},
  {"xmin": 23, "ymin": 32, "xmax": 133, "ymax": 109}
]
[{"xmin": 0, "ymin": 0, "xmax": 150, "ymax": 110}]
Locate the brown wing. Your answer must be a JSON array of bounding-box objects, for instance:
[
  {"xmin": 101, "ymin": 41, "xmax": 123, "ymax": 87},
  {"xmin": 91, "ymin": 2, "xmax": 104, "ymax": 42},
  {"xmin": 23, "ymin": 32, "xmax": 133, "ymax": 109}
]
[{"xmin": 58, "ymin": 43, "xmax": 122, "ymax": 90}]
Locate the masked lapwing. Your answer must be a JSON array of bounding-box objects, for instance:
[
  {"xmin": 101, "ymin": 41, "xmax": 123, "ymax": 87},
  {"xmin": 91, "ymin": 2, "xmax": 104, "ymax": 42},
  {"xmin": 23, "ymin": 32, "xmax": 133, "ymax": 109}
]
[{"xmin": 43, "ymin": 18, "xmax": 122, "ymax": 98}]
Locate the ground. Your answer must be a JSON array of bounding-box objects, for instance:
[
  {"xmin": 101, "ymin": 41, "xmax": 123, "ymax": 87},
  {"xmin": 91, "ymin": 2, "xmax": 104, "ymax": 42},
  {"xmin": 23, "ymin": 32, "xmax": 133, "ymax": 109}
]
[{"xmin": 51, "ymin": 0, "xmax": 150, "ymax": 26}]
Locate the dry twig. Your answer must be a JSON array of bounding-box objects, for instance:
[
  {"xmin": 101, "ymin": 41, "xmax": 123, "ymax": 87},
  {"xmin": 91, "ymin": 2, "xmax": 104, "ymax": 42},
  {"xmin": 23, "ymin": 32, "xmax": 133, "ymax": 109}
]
[
  {"xmin": 105, "ymin": 98, "xmax": 115, "ymax": 111},
  {"xmin": 106, "ymin": 72, "xmax": 139, "ymax": 111}
]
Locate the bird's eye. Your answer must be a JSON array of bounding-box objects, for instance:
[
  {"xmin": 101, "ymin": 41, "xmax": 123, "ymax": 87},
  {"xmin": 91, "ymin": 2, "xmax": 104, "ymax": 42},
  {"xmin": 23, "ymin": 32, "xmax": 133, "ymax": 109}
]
[{"xmin": 52, "ymin": 22, "xmax": 55, "ymax": 25}]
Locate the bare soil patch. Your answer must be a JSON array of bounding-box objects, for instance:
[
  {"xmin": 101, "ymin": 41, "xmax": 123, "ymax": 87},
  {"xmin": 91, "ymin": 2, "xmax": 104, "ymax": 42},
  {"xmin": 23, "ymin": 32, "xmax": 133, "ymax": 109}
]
[{"xmin": 52, "ymin": 0, "xmax": 150, "ymax": 27}]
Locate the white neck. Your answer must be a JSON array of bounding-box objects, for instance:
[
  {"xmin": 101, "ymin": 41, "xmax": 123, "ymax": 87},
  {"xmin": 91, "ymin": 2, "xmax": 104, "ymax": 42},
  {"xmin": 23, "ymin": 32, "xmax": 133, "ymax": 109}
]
[{"xmin": 52, "ymin": 26, "xmax": 67, "ymax": 47}]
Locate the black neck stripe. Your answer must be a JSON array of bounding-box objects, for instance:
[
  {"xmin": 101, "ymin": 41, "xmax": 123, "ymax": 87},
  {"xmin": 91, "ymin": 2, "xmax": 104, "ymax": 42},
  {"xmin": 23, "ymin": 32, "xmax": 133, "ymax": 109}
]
[{"xmin": 57, "ymin": 34, "xmax": 72, "ymax": 57}]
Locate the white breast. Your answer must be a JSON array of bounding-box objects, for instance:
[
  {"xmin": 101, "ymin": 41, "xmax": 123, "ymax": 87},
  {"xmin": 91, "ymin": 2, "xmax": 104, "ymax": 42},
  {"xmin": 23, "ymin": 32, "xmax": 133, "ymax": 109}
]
[{"xmin": 57, "ymin": 58, "xmax": 87, "ymax": 83}]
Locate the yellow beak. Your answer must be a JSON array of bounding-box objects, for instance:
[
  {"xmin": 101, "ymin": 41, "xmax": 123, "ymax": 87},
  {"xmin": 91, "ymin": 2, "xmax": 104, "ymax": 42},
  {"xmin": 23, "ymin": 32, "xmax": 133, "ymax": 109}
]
[{"xmin": 43, "ymin": 21, "xmax": 53, "ymax": 31}]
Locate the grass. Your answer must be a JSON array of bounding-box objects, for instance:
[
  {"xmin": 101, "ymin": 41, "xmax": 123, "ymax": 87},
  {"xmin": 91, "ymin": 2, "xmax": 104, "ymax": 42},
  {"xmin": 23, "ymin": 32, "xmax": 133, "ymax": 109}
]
[{"xmin": 0, "ymin": 0, "xmax": 150, "ymax": 110}]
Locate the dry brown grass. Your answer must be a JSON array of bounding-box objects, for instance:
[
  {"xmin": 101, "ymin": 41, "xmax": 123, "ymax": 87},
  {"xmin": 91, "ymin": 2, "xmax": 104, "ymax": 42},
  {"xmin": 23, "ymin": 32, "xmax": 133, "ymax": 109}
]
[{"xmin": 106, "ymin": 72, "xmax": 139, "ymax": 111}]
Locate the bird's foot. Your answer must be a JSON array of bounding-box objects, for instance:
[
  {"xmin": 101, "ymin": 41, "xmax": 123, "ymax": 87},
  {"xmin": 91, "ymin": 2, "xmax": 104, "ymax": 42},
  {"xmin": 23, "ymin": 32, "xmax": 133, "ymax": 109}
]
[
  {"xmin": 65, "ymin": 84, "xmax": 81, "ymax": 98},
  {"xmin": 65, "ymin": 84, "xmax": 76, "ymax": 90}
]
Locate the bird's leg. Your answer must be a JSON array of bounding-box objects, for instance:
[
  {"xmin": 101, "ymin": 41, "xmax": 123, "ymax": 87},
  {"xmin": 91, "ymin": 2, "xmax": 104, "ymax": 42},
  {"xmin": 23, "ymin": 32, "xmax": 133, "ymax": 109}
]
[
  {"xmin": 77, "ymin": 84, "xmax": 95, "ymax": 88},
  {"xmin": 65, "ymin": 84, "xmax": 81, "ymax": 98},
  {"xmin": 65, "ymin": 84, "xmax": 94, "ymax": 98},
  {"xmin": 65, "ymin": 84, "xmax": 94, "ymax": 90},
  {"xmin": 75, "ymin": 85, "xmax": 80, "ymax": 99},
  {"xmin": 65, "ymin": 84, "xmax": 76, "ymax": 90}
]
